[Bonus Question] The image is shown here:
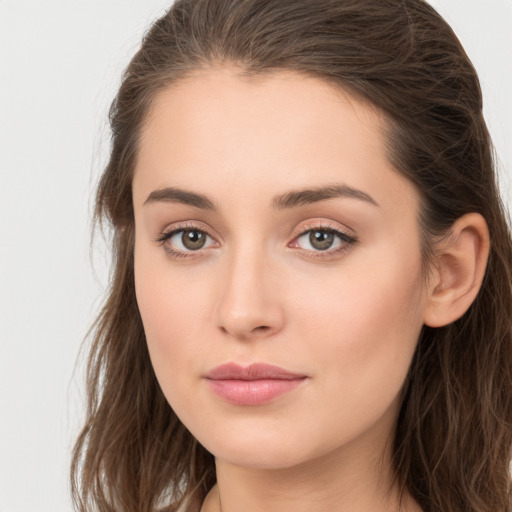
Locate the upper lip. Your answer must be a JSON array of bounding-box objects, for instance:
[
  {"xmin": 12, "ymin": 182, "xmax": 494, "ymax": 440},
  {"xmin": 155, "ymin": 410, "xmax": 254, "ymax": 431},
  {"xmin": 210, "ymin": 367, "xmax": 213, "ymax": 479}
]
[{"xmin": 205, "ymin": 363, "xmax": 307, "ymax": 381}]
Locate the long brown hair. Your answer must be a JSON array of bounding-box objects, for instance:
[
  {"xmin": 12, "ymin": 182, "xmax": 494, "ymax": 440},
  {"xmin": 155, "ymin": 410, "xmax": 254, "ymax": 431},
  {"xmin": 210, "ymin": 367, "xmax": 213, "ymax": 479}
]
[{"xmin": 71, "ymin": 1, "xmax": 512, "ymax": 511}]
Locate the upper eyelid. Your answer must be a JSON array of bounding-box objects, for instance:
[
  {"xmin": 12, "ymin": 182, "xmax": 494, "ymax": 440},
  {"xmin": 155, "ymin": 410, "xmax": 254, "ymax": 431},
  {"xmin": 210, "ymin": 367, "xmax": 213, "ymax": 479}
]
[
  {"xmin": 290, "ymin": 220, "xmax": 355, "ymax": 240},
  {"xmin": 158, "ymin": 220, "xmax": 353, "ymax": 240},
  {"xmin": 156, "ymin": 220, "xmax": 217, "ymax": 240}
]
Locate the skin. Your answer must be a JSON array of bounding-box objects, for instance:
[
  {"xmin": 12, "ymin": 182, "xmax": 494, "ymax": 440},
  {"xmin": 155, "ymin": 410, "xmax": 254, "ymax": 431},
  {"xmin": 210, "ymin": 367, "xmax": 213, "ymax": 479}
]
[{"xmin": 131, "ymin": 66, "xmax": 485, "ymax": 512}]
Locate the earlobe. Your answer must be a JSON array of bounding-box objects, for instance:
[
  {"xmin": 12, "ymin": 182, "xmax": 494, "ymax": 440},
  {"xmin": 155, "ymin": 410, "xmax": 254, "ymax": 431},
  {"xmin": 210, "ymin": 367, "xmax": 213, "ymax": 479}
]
[{"xmin": 423, "ymin": 213, "xmax": 490, "ymax": 328}]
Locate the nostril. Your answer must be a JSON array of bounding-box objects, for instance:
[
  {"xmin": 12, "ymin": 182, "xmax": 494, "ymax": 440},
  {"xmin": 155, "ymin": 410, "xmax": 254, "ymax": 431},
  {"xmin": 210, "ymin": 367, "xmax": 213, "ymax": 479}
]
[
  {"xmin": 253, "ymin": 325, "xmax": 271, "ymax": 333},
  {"xmin": 218, "ymin": 323, "xmax": 273, "ymax": 339}
]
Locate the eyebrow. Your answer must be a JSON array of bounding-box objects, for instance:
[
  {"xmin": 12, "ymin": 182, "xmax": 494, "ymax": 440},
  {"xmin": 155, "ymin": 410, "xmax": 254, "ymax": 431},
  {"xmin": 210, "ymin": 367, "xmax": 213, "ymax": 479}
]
[
  {"xmin": 272, "ymin": 184, "xmax": 379, "ymax": 209},
  {"xmin": 144, "ymin": 187, "xmax": 216, "ymax": 210},
  {"xmin": 143, "ymin": 183, "xmax": 379, "ymax": 210}
]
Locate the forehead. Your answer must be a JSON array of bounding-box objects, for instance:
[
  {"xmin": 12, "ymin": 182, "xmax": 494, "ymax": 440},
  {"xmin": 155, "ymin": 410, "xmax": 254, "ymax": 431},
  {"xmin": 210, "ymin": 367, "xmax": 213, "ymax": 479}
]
[
  {"xmin": 138, "ymin": 66, "xmax": 383, "ymax": 154},
  {"xmin": 133, "ymin": 66, "xmax": 417, "ymax": 218}
]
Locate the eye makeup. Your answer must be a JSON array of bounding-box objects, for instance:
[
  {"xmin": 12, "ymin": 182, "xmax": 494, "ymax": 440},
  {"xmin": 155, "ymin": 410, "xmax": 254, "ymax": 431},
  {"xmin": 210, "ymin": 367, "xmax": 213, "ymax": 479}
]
[
  {"xmin": 288, "ymin": 220, "xmax": 358, "ymax": 260},
  {"xmin": 155, "ymin": 219, "xmax": 358, "ymax": 261},
  {"xmin": 155, "ymin": 221, "xmax": 219, "ymax": 259}
]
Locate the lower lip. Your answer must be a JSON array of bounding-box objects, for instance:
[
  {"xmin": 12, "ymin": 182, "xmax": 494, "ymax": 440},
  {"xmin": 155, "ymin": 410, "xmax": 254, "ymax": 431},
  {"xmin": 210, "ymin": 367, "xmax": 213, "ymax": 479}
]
[{"xmin": 206, "ymin": 378, "xmax": 305, "ymax": 405}]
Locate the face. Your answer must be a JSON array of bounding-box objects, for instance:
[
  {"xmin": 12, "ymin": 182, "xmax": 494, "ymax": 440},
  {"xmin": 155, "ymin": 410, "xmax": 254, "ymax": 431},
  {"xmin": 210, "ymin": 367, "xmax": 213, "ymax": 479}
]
[{"xmin": 132, "ymin": 67, "xmax": 429, "ymax": 470}]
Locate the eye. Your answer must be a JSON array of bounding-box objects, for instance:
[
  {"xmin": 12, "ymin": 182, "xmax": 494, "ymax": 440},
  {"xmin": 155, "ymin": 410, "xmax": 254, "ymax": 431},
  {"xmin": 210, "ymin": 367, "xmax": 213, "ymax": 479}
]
[
  {"xmin": 156, "ymin": 226, "xmax": 217, "ymax": 257},
  {"xmin": 291, "ymin": 226, "xmax": 357, "ymax": 255}
]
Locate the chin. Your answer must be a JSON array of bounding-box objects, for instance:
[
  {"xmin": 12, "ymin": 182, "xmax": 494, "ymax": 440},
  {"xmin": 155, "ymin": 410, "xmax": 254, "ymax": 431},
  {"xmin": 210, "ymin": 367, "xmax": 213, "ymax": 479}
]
[
  {"xmin": 192, "ymin": 423, "xmax": 332, "ymax": 471},
  {"xmin": 213, "ymin": 445, "xmax": 310, "ymax": 470}
]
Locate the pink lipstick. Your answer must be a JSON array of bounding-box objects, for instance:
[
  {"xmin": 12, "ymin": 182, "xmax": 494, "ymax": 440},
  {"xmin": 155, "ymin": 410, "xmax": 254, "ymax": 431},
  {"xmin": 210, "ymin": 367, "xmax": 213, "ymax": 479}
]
[{"xmin": 205, "ymin": 363, "xmax": 307, "ymax": 405}]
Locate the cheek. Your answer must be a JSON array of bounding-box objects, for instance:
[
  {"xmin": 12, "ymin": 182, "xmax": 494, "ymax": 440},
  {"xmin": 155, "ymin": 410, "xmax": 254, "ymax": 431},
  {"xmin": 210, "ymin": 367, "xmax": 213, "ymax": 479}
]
[
  {"xmin": 294, "ymin": 251, "xmax": 425, "ymax": 408},
  {"xmin": 133, "ymin": 245, "xmax": 213, "ymax": 402},
  {"xmin": 136, "ymin": 271, "xmax": 201, "ymax": 344}
]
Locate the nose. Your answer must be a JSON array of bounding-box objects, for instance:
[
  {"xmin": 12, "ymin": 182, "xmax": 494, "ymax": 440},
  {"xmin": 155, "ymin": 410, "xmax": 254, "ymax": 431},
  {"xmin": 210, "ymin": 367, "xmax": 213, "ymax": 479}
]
[{"xmin": 215, "ymin": 246, "xmax": 285, "ymax": 341}]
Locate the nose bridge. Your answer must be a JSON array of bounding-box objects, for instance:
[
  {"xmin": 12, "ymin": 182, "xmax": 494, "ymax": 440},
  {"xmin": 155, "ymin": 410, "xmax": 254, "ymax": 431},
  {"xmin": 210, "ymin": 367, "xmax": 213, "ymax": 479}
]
[{"xmin": 215, "ymin": 239, "xmax": 284, "ymax": 340}]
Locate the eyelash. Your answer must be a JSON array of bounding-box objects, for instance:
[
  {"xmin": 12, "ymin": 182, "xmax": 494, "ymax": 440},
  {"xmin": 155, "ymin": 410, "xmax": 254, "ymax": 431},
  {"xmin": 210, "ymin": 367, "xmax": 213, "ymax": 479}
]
[
  {"xmin": 290, "ymin": 221, "xmax": 358, "ymax": 259},
  {"xmin": 155, "ymin": 221, "xmax": 358, "ymax": 260},
  {"xmin": 155, "ymin": 222, "xmax": 218, "ymax": 259}
]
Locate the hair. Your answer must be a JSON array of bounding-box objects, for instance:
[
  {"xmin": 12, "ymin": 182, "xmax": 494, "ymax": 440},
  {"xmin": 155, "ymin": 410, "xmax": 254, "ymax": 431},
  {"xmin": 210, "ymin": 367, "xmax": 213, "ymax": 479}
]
[{"xmin": 71, "ymin": 1, "xmax": 512, "ymax": 511}]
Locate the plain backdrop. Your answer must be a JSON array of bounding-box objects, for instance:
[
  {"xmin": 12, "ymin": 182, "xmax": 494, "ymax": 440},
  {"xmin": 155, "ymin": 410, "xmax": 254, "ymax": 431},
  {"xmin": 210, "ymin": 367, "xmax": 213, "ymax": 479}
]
[{"xmin": 0, "ymin": 1, "xmax": 511, "ymax": 511}]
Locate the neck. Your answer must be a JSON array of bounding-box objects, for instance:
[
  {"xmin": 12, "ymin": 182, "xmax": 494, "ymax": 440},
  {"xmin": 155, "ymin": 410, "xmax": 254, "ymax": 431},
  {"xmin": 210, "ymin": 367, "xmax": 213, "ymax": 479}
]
[{"xmin": 201, "ymin": 432, "xmax": 421, "ymax": 512}]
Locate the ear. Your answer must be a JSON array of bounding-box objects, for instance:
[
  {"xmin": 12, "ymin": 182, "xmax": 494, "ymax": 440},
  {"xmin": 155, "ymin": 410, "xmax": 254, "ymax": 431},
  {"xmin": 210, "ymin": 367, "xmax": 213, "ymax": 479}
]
[{"xmin": 423, "ymin": 213, "xmax": 490, "ymax": 328}]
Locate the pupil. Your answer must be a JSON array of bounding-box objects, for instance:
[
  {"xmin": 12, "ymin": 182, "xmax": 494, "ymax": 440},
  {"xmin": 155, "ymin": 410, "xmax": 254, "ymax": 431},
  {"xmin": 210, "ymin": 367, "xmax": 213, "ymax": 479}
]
[
  {"xmin": 182, "ymin": 230, "xmax": 206, "ymax": 250},
  {"xmin": 310, "ymin": 230, "xmax": 334, "ymax": 250}
]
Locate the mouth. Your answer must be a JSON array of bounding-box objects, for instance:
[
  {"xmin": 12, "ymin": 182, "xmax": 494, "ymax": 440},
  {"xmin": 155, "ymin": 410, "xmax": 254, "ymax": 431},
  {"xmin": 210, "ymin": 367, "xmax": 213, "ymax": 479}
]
[{"xmin": 204, "ymin": 363, "xmax": 308, "ymax": 406}]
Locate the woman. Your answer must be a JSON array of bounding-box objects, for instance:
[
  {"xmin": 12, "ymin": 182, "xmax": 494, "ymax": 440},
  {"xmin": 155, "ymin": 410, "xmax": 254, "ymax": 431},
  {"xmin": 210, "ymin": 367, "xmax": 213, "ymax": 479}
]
[{"xmin": 71, "ymin": 1, "xmax": 512, "ymax": 511}]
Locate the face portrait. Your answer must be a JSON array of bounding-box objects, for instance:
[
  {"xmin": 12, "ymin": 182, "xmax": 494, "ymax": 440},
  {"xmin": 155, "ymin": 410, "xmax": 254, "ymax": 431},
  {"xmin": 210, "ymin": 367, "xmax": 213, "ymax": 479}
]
[{"xmin": 132, "ymin": 67, "xmax": 431, "ymax": 473}]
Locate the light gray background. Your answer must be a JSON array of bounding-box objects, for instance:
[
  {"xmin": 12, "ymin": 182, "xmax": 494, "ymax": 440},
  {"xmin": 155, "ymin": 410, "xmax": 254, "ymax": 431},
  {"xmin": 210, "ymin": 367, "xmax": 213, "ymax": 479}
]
[{"xmin": 0, "ymin": 1, "xmax": 511, "ymax": 511}]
